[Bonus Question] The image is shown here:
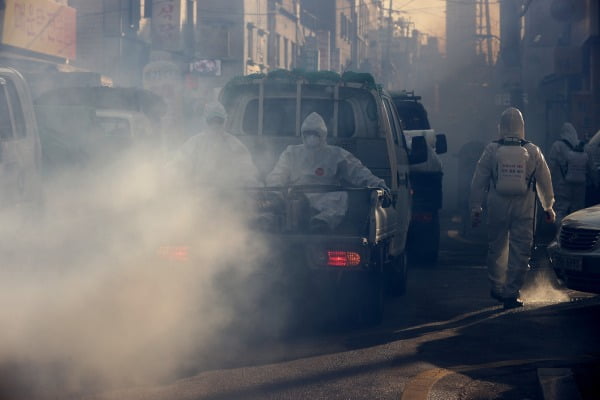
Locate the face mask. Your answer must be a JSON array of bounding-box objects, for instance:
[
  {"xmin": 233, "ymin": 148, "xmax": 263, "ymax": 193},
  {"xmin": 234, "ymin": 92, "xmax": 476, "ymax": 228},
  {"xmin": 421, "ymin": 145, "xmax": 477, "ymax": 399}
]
[
  {"xmin": 207, "ymin": 118, "xmax": 225, "ymax": 134},
  {"xmin": 304, "ymin": 135, "xmax": 321, "ymax": 148}
]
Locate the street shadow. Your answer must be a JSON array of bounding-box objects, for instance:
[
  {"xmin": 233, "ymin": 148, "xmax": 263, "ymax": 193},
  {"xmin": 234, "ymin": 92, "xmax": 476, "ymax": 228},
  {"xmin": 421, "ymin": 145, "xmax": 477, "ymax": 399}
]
[
  {"xmin": 191, "ymin": 353, "xmax": 423, "ymax": 400},
  {"xmin": 342, "ymin": 305, "xmax": 504, "ymax": 350},
  {"xmin": 414, "ymin": 298, "xmax": 600, "ymax": 399}
]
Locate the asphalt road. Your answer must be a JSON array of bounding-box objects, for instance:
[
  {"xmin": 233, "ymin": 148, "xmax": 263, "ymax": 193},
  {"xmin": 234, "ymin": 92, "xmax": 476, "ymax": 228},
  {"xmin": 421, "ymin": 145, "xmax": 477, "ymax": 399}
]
[{"xmin": 2, "ymin": 213, "xmax": 599, "ymax": 400}]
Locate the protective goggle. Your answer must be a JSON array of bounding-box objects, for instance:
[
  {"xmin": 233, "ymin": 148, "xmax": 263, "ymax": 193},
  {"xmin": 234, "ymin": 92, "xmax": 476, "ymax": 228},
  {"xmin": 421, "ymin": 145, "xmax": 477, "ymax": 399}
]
[
  {"xmin": 207, "ymin": 117, "xmax": 225, "ymax": 126},
  {"xmin": 302, "ymin": 130, "xmax": 320, "ymax": 137}
]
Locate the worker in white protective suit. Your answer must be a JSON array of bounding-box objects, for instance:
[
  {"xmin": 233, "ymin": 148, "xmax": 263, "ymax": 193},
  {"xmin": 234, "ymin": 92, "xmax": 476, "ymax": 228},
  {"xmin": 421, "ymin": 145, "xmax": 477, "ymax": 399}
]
[
  {"xmin": 470, "ymin": 107, "xmax": 555, "ymax": 309},
  {"xmin": 548, "ymin": 122, "xmax": 598, "ymax": 224},
  {"xmin": 168, "ymin": 101, "xmax": 260, "ymax": 188},
  {"xmin": 408, "ymin": 131, "xmax": 443, "ymax": 174},
  {"xmin": 266, "ymin": 112, "xmax": 390, "ymax": 232}
]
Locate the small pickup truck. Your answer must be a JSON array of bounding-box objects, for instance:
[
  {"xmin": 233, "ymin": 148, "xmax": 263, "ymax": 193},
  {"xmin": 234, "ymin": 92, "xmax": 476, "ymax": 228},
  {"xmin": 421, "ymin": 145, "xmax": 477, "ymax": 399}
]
[
  {"xmin": 218, "ymin": 70, "xmax": 428, "ymax": 325},
  {"xmin": 157, "ymin": 71, "xmax": 428, "ymax": 326}
]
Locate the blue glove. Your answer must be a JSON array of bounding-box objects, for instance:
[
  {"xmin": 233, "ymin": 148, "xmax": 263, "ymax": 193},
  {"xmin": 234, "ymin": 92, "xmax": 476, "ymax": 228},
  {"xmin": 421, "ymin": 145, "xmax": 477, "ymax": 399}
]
[{"xmin": 381, "ymin": 187, "xmax": 393, "ymax": 208}]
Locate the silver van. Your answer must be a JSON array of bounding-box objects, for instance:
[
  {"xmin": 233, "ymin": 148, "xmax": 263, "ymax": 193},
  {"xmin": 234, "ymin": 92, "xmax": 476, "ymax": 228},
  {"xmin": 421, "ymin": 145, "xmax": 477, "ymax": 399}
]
[{"xmin": 0, "ymin": 66, "xmax": 42, "ymax": 211}]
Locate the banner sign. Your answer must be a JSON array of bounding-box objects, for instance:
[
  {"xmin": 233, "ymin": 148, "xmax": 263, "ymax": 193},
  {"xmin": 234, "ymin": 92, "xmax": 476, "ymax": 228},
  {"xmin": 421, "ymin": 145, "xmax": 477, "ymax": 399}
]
[
  {"xmin": 189, "ymin": 59, "xmax": 222, "ymax": 76},
  {"xmin": 151, "ymin": 0, "xmax": 183, "ymax": 51},
  {"xmin": 1, "ymin": 0, "xmax": 77, "ymax": 59}
]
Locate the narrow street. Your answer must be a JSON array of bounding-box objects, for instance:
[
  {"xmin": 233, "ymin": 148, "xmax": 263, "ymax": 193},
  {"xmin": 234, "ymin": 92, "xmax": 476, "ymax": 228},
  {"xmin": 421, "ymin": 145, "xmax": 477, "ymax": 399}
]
[
  {"xmin": 69, "ymin": 214, "xmax": 599, "ymax": 400},
  {"xmin": 2, "ymin": 1, "xmax": 600, "ymax": 400}
]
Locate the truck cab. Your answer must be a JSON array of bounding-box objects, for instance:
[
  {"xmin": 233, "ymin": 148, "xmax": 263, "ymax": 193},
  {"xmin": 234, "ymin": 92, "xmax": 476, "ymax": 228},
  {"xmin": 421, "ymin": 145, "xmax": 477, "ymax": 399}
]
[{"xmin": 219, "ymin": 71, "xmax": 427, "ymax": 324}]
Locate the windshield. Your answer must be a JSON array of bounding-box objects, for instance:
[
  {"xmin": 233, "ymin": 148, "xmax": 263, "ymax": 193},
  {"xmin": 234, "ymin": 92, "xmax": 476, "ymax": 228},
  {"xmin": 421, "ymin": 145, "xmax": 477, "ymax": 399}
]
[{"xmin": 392, "ymin": 99, "xmax": 430, "ymax": 130}]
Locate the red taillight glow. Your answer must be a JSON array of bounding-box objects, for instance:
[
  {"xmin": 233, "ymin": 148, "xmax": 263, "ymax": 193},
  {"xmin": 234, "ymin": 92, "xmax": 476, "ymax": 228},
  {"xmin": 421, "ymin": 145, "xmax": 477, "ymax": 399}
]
[
  {"xmin": 327, "ymin": 251, "xmax": 361, "ymax": 267},
  {"xmin": 411, "ymin": 212, "xmax": 433, "ymax": 222},
  {"xmin": 157, "ymin": 246, "xmax": 189, "ymax": 262}
]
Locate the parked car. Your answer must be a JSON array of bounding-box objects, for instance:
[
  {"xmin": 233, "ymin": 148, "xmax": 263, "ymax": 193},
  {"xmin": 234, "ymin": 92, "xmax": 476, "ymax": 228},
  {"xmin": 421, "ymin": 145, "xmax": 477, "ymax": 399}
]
[
  {"xmin": 390, "ymin": 90, "xmax": 447, "ymax": 265},
  {"xmin": 548, "ymin": 204, "xmax": 600, "ymax": 294},
  {"xmin": 0, "ymin": 66, "xmax": 43, "ymax": 213}
]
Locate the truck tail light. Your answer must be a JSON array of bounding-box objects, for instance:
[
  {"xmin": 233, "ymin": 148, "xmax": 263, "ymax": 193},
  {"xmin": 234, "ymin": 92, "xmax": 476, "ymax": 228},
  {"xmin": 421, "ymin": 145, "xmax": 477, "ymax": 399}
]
[
  {"xmin": 327, "ymin": 251, "xmax": 361, "ymax": 267},
  {"xmin": 157, "ymin": 246, "xmax": 189, "ymax": 262},
  {"xmin": 411, "ymin": 212, "xmax": 433, "ymax": 222}
]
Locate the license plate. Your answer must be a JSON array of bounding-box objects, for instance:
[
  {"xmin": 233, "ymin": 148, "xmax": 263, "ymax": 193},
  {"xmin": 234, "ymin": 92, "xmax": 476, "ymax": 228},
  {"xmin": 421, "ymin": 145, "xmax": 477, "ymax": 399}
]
[{"xmin": 555, "ymin": 254, "xmax": 583, "ymax": 271}]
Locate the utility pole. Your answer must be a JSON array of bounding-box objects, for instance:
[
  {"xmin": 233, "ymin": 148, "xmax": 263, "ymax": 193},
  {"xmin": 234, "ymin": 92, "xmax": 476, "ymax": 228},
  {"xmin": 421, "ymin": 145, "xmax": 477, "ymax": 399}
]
[
  {"xmin": 351, "ymin": 0, "xmax": 358, "ymax": 69},
  {"xmin": 185, "ymin": 0, "xmax": 196, "ymax": 60},
  {"xmin": 499, "ymin": 0, "xmax": 523, "ymax": 108},
  {"xmin": 484, "ymin": 0, "xmax": 493, "ymax": 65},
  {"xmin": 476, "ymin": 0, "xmax": 494, "ymax": 66},
  {"xmin": 381, "ymin": 0, "xmax": 393, "ymax": 86}
]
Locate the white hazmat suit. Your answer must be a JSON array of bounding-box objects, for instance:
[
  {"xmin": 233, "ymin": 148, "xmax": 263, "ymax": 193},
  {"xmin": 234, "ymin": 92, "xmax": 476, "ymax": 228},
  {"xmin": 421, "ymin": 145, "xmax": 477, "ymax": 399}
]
[
  {"xmin": 470, "ymin": 107, "xmax": 555, "ymax": 308},
  {"xmin": 168, "ymin": 102, "xmax": 260, "ymax": 188},
  {"xmin": 266, "ymin": 112, "xmax": 389, "ymax": 231},
  {"xmin": 548, "ymin": 123, "xmax": 597, "ymax": 223},
  {"xmin": 407, "ymin": 131, "xmax": 443, "ymax": 174}
]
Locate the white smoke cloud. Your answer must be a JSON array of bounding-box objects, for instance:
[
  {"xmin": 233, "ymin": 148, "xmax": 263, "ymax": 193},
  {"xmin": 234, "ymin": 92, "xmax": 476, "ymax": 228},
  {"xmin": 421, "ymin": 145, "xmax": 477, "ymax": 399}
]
[{"xmin": 0, "ymin": 149, "xmax": 272, "ymax": 397}]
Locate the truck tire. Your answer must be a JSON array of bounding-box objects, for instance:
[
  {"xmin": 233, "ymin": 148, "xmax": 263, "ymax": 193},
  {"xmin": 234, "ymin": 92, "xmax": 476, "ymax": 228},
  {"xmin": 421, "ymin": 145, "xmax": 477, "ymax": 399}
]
[
  {"xmin": 408, "ymin": 211, "xmax": 440, "ymax": 266},
  {"xmin": 389, "ymin": 252, "xmax": 407, "ymax": 296},
  {"xmin": 360, "ymin": 271, "xmax": 384, "ymax": 326},
  {"xmin": 420, "ymin": 211, "xmax": 440, "ymax": 265}
]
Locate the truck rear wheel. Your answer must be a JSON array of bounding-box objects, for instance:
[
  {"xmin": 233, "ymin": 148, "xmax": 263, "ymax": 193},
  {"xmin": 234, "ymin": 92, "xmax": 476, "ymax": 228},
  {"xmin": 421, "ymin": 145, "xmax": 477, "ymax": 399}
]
[
  {"xmin": 408, "ymin": 211, "xmax": 440, "ymax": 266},
  {"xmin": 359, "ymin": 271, "xmax": 384, "ymax": 326},
  {"xmin": 388, "ymin": 252, "xmax": 407, "ymax": 296}
]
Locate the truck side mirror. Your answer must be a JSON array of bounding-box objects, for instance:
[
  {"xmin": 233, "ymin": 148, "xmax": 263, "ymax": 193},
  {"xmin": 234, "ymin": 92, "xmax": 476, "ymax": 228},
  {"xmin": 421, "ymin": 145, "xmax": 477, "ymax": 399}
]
[
  {"xmin": 409, "ymin": 135, "xmax": 428, "ymax": 164},
  {"xmin": 435, "ymin": 134, "xmax": 447, "ymax": 154}
]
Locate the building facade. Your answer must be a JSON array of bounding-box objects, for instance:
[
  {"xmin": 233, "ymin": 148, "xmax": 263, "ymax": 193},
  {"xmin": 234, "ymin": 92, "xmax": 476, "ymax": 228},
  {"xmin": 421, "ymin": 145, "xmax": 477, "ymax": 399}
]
[{"xmin": 522, "ymin": 0, "xmax": 600, "ymax": 148}]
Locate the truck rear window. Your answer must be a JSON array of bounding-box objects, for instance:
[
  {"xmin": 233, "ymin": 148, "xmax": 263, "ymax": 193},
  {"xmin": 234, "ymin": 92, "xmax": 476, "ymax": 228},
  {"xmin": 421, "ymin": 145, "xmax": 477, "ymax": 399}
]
[{"xmin": 242, "ymin": 98, "xmax": 355, "ymax": 137}]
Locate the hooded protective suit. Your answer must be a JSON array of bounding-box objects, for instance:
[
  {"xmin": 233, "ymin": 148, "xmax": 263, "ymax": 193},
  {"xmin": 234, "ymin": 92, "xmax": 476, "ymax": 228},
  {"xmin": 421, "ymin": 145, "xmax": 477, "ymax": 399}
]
[
  {"xmin": 168, "ymin": 102, "xmax": 260, "ymax": 187},
  {"xmin": 470, "ymin": 107, "xmax": 555, "ymax": 304},
  {"xmin": 548, "ymin": 123, "xmax": 597, "ymax": 223},
  {"xmin": 408, "ymin": 131, "xmax": 443, "ymax": 173},
  {"xmin": 266, "ymin": 112, "xmax": 389, "ymax": 230}
]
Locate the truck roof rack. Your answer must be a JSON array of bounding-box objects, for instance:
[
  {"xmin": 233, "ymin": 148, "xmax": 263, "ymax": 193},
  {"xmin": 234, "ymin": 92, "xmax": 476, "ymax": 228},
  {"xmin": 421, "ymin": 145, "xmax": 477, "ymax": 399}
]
[
  {"xmin": 221, "ymin": 70, "xmax": 379, "ymax": 103},
  {"xmin": 389, "ymin": 90, "xmax": 421, "ymax": 102},
  {"xmin": 220, "ymin": 70, "xmax": 384, "ymax": 138}
]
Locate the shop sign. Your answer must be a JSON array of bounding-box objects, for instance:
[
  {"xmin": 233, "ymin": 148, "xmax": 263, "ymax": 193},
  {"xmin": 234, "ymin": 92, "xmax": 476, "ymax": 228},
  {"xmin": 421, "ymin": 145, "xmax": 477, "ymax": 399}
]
[
  {"xmin": 1, "ymin": 0, "xmax": 76, "ymax": 59},
  {"xmin": 151, "ymin": 0, "xmax": 183, "ymax": 51},
  {"xmin": 189, "ymin": 59, "xmax": 221, "ymax": 76}
]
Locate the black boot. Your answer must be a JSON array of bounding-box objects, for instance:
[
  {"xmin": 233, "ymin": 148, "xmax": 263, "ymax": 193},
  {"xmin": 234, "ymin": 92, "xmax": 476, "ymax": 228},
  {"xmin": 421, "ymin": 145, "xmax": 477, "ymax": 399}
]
[
  {"xmin": 490, "ymin": 290, "xmax": 505, "ymax": 302},
  {"xmin": 503, "ymin": 298, "xmax": 523, "ymax": 310}
]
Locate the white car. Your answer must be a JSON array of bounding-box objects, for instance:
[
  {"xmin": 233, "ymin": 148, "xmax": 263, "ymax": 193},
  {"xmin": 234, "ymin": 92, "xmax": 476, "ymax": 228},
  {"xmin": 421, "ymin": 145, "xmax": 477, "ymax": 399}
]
[{"xmin": 548, "ymin": 204, "xmax": 600, "ymax": 294}]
